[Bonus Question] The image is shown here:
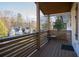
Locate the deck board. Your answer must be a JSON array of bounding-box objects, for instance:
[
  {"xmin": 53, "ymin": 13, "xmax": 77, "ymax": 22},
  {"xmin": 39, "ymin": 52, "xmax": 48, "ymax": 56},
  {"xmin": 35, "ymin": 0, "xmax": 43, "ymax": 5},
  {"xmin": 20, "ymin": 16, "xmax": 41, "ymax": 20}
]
[{"xmin": 31, "ymin": 39, "xmax": 77, "ymax": 57}]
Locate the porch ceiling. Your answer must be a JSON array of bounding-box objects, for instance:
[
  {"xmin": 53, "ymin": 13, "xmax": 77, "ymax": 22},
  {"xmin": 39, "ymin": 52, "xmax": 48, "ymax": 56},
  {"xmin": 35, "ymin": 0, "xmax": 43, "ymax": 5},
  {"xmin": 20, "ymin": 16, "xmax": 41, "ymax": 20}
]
[{"xmin": 38, "ymin": 2, "xmax": 73, "ymax": 15}]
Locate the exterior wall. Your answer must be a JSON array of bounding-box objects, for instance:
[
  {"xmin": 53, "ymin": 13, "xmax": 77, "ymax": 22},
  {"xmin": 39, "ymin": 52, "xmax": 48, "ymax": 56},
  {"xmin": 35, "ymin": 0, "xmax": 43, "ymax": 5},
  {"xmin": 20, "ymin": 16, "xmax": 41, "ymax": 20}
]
[
  {"xmin": 78, "ymin": 3, "xmax": 79, "ymax": 43},
  {"xmin": 66, "ymin": 16, "xmax": 71, "ymax": 31},
  {"xmin": 71, "ymin": 3, "xmax": 79, "ymax": 56}
]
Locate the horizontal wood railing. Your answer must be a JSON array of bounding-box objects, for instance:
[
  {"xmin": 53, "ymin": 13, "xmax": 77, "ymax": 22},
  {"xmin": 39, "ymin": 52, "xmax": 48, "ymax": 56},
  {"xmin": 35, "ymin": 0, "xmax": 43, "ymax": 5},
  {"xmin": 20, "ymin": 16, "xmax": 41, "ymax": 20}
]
[
  {"xmin": 40, "ymin": 31, "xmax": 48, "ymax": 47},
  {"xmin": 49, "ymin": 30, "xmax": 71, "ymax": 41},
  {"xmin": 0, "ymin": 31, "xmax": 48, "ymax": 57}
]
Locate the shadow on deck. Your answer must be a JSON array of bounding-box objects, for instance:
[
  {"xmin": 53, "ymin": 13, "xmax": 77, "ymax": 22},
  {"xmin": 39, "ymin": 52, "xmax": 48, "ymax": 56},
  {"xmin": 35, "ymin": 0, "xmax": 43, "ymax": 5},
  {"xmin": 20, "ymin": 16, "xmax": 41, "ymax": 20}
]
[{"xmin": 31, "ymin": 39, "xmax": 77, "ymax": 57}]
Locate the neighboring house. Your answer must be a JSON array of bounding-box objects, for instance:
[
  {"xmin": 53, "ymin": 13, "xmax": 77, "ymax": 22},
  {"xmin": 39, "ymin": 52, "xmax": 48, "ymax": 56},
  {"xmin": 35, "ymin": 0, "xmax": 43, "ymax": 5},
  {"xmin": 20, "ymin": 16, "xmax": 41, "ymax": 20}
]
[
  {"xmin": 9, "ymin": 27, "xmax": 23, "ymax": 37},
  {"xmin": 15, "ymin": 27, "xmax": 23, "ymax": 35},
  {"xmin": 25, "ymin": 28, "xmax": 30, "ymax": 34},
  {"xmin": 9, "ymin": 27, "xmax": 16, "ymax": 37}
]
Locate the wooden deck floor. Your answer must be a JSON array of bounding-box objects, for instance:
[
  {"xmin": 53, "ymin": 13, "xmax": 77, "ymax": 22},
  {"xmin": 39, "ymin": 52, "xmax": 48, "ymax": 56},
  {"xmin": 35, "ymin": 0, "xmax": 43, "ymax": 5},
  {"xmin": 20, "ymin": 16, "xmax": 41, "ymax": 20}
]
[{"xmin": 31, "ymin": 39, "xmax": 77, "ymax": 57}]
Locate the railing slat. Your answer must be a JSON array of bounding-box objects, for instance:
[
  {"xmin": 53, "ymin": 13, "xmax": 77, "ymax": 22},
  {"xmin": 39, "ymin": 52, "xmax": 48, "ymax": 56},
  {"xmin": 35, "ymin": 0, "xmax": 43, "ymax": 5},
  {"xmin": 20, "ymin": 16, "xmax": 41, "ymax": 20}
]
[
  {"xmin": 0, "ymin": 31, "xmax": 48, "ymax": 57},
  {"xmin": 0, "ymin": 37, "xmax": 35, "ymax": 50},
  {"xmin": 5, "ymin": 43, "xmax": 36, "ymax": 57},
  {"xmin": 0, "ymin": 40, "xmax": 36, "ymax": 56}
]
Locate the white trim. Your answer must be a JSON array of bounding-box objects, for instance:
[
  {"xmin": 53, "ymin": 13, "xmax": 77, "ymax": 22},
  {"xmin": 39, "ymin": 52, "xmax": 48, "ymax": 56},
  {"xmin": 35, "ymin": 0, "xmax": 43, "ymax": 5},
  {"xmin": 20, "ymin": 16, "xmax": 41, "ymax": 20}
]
[{"xmin": 50, "ymin": 12, "xmax": 70, "ymax": 16}]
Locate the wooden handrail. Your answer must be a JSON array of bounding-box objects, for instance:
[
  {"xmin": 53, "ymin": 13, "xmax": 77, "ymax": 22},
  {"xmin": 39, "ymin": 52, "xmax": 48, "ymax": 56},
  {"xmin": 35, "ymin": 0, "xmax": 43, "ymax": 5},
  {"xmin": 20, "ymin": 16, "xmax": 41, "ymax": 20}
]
[
  {"xmin": 0, "ymin": 31, "xmax": 47, "ymax": 42},
  {"xmin": 0, "ymin": 32, "xmax": 37, "ymax": 42}
]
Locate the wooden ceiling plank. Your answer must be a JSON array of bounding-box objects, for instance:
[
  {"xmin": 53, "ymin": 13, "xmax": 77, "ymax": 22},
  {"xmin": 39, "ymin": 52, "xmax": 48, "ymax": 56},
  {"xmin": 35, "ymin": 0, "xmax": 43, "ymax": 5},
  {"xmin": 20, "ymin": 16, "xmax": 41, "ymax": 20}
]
[{"xmin": 39, "ymin": 2, "xmax": 73, "ymax": 15}]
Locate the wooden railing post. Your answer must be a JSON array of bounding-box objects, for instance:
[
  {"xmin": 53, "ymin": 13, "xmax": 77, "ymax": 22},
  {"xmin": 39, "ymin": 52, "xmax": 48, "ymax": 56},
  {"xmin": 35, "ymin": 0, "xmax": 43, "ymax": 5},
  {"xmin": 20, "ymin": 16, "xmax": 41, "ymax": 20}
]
[{"xmin": 36, "ymin": 2, "xmax": 40, "ymax": 50}]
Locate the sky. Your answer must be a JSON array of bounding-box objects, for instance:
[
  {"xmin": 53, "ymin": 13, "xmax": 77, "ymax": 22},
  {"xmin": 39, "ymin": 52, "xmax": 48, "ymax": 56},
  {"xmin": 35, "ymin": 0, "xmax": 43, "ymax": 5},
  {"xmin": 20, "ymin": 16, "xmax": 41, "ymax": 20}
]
[
  {"xmin": 0, "ymin": 2, "xmax": 37, "ymax": 21},
  {"xmin": 50, "ymin": 16, "xmax": 56, "ymax": 22}
]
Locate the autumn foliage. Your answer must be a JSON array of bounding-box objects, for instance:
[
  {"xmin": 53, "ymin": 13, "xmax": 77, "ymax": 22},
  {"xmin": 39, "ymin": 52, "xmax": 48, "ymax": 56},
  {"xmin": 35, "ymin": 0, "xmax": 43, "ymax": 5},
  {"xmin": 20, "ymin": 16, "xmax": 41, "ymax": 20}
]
[{"xmin": 0, "ymin": 20, "xmax": 8, "ymax": 38}]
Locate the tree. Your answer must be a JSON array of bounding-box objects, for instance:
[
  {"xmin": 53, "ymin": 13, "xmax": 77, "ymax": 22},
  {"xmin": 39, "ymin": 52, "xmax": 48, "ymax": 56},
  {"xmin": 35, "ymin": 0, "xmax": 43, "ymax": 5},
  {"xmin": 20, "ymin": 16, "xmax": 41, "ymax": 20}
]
[
  {"xmin": 17, "ymin": 13, "xmax": 24, "ymax": 27},
  {"xmin": 41, "ymin": 23, "xmax": 48, "ymax": 30},
  {"xmin": 0, "ymin": 20, "xmax": 8, "ymax": 38},
  {"xmin": 54, "ymin": 16, "xmax": 65, "ymax": 31}
]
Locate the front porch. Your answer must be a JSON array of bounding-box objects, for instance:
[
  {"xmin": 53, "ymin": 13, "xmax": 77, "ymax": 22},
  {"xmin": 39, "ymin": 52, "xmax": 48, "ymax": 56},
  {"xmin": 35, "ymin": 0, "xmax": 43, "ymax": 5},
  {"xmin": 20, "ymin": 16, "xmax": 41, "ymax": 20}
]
[
  {"xmin": 0, "ymin": 30, "xmax": 77, "ymax": 57},
  {"xmin": 0, "ymin": 2, "xmax": 79, "ymax": 57},
  {"xmin": 31, "ymin": 39, "xmax": 76, "ymax": 57}
]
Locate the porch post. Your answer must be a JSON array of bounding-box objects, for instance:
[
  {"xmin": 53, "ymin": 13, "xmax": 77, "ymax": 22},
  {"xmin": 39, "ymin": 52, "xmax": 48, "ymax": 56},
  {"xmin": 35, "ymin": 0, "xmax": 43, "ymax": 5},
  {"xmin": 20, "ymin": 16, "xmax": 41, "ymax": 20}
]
[
  {"xmin": 47, "ymin": 15, "xmax": 51, "ymax": 37},
  {"xmin": 36, "ymin": 2, "xmax": 40, "ymax": 50}
]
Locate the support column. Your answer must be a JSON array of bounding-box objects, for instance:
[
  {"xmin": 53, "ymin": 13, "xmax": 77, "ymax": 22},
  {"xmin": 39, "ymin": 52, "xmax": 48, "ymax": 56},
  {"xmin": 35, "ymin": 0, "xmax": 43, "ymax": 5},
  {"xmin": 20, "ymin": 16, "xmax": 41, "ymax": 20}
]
[
  {"xmin": 36, "ymin": 2, "xmax": 40, "ymax": 50},
  {"xmin": 47, "ymin": 15, "xmax": 51, "ymax": 37}
]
